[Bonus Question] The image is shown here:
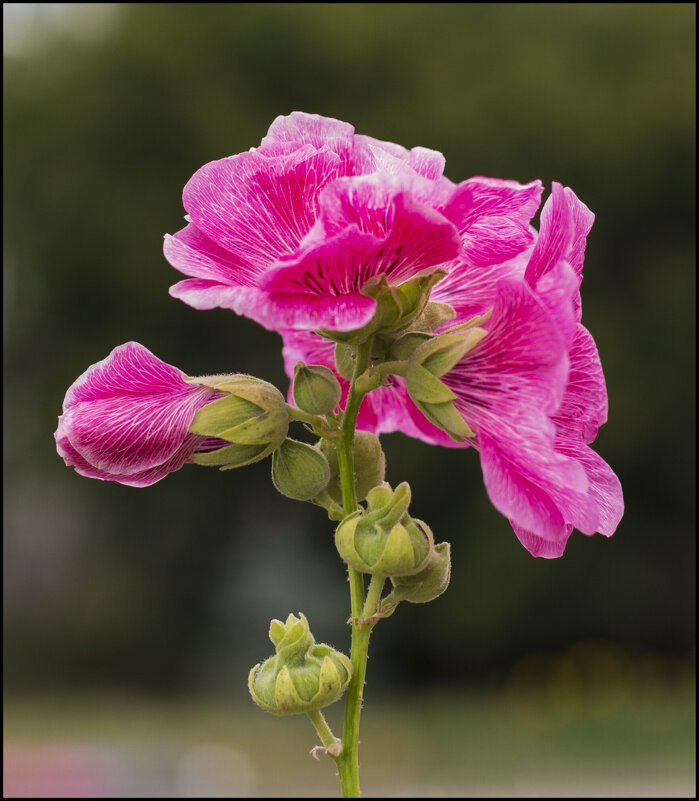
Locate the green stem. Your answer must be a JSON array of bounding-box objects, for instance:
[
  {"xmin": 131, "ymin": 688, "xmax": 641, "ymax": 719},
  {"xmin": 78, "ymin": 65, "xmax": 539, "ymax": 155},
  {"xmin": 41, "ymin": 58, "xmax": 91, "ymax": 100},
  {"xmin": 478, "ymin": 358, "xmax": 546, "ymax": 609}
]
[
  {"xmin": 335, "ymin": 340, "xmax": 374, "ymax": 798},
  {"xmin": 362, "ymin": 574, "xmax": 386, "ymax": 620},
  {"xmin": 307, "ymin": 708, "xmax": 340, "ymax": 752}
]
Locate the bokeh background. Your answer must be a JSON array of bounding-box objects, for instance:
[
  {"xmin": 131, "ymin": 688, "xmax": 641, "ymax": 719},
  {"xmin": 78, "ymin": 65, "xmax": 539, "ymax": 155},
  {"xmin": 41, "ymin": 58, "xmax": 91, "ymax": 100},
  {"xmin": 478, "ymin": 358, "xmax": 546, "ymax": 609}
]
[{"xmin": 4, "ymin": 3, "xmax": 695, "ymax": 797}]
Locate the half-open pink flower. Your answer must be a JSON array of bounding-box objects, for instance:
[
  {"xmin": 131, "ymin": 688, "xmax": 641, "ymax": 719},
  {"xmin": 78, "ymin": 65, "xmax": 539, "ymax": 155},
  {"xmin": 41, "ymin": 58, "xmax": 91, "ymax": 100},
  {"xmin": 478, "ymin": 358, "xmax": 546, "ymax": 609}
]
[
  {"xmin": 164, "ymin": 111, "xmax": 542, "ymax": 333},
  {"xmin": 55, "ymin": 342, "xmax": 227, "ymax": 487}
]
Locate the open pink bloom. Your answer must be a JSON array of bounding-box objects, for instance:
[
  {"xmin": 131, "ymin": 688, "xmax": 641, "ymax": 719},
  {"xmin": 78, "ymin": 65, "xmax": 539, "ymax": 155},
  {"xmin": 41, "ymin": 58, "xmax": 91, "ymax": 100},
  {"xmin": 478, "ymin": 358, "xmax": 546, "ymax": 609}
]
[
  {"xmin": 164, "ymin": 111, "xmax": 542, "ymax": 332},
  {"xmin": 55, "ymin": 342, "xmax": 225, "ymax": 487},
  {"xmin": 283, "ymin": 183, "xmax": 623, "ymax": 556}
]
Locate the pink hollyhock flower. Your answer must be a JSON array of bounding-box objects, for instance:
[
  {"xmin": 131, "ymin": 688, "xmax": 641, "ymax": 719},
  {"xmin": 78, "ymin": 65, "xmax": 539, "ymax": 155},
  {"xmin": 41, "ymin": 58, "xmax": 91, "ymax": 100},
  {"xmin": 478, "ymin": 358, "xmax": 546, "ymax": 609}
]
[
  {"xmin": 55, "ymin": 342, "xmax": 226, "ymax": 487},
  {"xmin": 283, "ymin": 183, "xmax": 623, "ymax": 556},
  {"xmin": 163, "ymin": 111, "xmax": 542, "ymax": 332}
]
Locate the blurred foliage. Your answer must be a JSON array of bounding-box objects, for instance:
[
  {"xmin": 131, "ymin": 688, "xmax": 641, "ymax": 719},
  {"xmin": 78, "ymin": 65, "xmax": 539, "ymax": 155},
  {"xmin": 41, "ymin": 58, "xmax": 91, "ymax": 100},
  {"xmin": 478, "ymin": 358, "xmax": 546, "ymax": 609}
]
[{"xmin": 3, "ymin": 3, "xmax": 695, "ymax": 696}]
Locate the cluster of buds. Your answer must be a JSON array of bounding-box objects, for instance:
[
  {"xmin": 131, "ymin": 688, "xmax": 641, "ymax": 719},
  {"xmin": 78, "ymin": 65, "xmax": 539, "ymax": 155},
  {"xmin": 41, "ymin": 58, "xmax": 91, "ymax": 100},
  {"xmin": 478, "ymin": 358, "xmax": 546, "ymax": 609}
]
[{"xmin": 248, "ymin": 613, "xmax": 352, "ymax": 716}]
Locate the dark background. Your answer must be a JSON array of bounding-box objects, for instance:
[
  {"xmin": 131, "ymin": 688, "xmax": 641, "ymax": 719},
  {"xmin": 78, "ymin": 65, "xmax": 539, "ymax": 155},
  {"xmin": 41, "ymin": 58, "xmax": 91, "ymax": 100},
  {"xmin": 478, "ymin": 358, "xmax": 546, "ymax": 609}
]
[{"xmin": 4, "ymin": 3, "xmax": 695, "ymax": 707}]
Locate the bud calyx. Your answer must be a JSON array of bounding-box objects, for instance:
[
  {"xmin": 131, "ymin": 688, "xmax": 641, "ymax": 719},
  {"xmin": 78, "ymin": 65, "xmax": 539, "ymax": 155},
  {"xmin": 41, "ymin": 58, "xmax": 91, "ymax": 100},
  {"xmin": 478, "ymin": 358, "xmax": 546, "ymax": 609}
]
[
  {"xmin": 335, "ymin": 482, "xmax": 434, "ymax": 576},
  {"xmin": 187, "ymin": 374, "xmax": 289, "ymax": 469},
  {"xmin": 248, "ymin": 613, "xmax": 352, "ymax": 716}
]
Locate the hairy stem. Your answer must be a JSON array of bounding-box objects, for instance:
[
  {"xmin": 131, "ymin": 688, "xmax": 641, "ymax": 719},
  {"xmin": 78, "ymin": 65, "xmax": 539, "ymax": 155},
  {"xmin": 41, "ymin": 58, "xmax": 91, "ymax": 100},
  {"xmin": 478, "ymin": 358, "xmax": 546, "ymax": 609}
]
[
  {"xmin": 335, "ymin": 340, "xmax": 373, "ymax": 798},
  {"xmin": 307, "ymin": 708, "xmax": 340, "ymax": 752}
]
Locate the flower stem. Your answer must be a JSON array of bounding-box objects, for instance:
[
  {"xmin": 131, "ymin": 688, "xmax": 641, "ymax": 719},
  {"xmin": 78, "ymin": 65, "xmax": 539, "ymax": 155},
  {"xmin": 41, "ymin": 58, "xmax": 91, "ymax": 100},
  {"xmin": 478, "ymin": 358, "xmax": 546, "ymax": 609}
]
[
  {"xmin": 307, "ymin": 708, "xmax": 340, "ymax": 752},
  {"xmin": 335, "ymin": 340, "xmax": 374, "ymax": 798}
]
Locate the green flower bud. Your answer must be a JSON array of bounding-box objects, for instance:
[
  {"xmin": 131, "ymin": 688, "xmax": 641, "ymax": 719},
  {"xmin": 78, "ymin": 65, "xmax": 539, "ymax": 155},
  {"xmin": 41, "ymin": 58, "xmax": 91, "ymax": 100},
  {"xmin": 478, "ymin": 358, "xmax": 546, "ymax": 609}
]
[
  {"xmin": 320, "ymin": 431, "xmax": 386, "ymax": 505},
  {"xmin": 248, "ymin": 613, "xmax": 352, "ymax": 716},
  {"xmin": 405, "ymin": 330, "xmax": 488, "ymax": 442},
  {"xmin": 335, "ymin": 482, "xmax": 434, "ymax": 576},
  {"xmin": 271, "ymin": 438, "xmax": 331, "ymax": 501},
  {"xmin": 292, "ymin": 362, "xmax": 342, "ymax": 415},
  {"xmin": 187, "ymin": 374, "xmax": 289, "ymax": 469},
  {"xmin": 384, "ymin": 542, "xmax": 451, "ymax": 605}
]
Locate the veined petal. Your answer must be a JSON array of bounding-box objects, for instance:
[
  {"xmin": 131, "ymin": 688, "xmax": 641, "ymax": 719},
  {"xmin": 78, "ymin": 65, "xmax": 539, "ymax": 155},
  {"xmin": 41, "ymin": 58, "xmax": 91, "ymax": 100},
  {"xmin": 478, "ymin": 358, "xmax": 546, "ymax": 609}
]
[
  {"xmin": 511, "ymin": 522, "xmax": 573, "ymax": 559},
  {"xmin": 555, "ymin": 438, "xmax": 624, "ymax": 537},
  {"xmin": 59, "ymin": 342, "xmax": 217, "ymax": 476},
  {"xmin": 525, "ymin": 182, "xmax": 594, "ymax": 321},
  {"xmin": 164, "ymin": 223, "xmax": 258, "ymax": 286},
  {"xmin": 443, "ymin": 177, "xmax": 543, "ymax": 268},
  {"xmin": 479, "ymin": 434, "xmax": 573, "ymax": 541},
  {"xmin": 431, "ymin": 246, "xmax": 532, "ymax": 325},
  {"xmin": 552, "ymin": 324, "xmax": 609, "ymax": 443},
  {"xmin": 260, "ymin": 111, "xmax": 356, "ymax": 174},
  {"xmin": 353, "ymin": 134, "xmax": 446, "ymax": 180},
  {"xmin": 183, "ymin": 145, "xmax": 342, "ymax": 271},
  {"xmin": 55, "ymin": 418, "xmax": 210, "ymax": 487}
]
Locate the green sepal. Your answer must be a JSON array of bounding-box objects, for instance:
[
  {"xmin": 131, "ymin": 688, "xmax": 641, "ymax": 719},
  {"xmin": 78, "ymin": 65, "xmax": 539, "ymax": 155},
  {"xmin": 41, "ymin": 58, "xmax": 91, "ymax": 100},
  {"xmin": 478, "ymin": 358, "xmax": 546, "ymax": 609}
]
[
  {"xmin": 410, "ymin": 301, "xmax": 457, "ymax": 333},
  {"xmin": 405, "ymin": 364, "xmax": 456, "ymax": 403},
  {"xmin": 419, "ymin": 400, "xmax": 475, "ymax": 441},
  {"xmin": 271, "ymin": 438, "xmax": 331, "ymax": 501},
  {"xmin": 188, "ymin": 394, "xmax": 262, "ymax": 438},
  {"xmin": 388, "ymin": 332, "xmax": 432, "ymax": 362},
  {"xmin": 190, "ymin": 442, "xmax": 269, "ymax": 468},
  {"xmin": 384, "ymin": 541, "xmax": 452, "ymax": 605},
  {"xmin": 334, "ymin": 343, "xmax": 356, "ymax": 380}
]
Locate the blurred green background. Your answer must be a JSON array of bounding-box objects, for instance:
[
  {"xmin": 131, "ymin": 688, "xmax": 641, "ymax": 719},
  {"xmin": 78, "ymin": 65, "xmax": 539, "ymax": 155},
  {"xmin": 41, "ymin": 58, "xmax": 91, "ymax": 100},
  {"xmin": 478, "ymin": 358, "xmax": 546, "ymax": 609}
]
[{"xmin": 4, "ymin": 3, "xmax": 695, "ymax": 796}]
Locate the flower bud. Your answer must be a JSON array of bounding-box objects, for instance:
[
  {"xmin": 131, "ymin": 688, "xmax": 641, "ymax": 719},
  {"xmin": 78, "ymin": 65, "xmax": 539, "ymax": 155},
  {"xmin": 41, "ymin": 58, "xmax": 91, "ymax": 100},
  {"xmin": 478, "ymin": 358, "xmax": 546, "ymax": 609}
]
[
  {"xmin": 320, "ymin": 431, "xmax": 386, "ymax": 505},
  {"xmin": 271, "ymin": 438, "xmax": 331, "ymax": 501},
  {"xmin": 248, "ymin": 613, "xmax": 352, "ymax": 716},
  {"xmin": 187, "ymin": 374, "xmax": 289, "ymax": 469},
  {"xmin": 384, "ymin": 542, "xmax": 451, "ymax": 605},
  {"xmin": 405, "ymin": 331, "xmax": 488, "ymax": 442},
  {"xmin": 335, "ymin": 482, "xmax": 434, "ymax": 576},
  {"xmin": 292, "ymin": 362, "xmax": 342, "ymax": 415}
]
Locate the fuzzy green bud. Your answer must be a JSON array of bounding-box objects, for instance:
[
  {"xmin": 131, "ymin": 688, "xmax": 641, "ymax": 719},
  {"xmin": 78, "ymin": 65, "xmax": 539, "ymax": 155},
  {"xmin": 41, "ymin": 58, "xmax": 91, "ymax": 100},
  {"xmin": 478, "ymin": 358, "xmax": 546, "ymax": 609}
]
[
  {"xmin": 187, "ymin": 374, "xmax": 289, "ymax": 469},
  {"xmin": 384, "ymin": 542, "xmax": 451, "ymax": 605},
  {"xmin": 335, "ymin": 482, "xmax": 434, "ymax": 576},
  {"xmin": 248, "ymin": 613, "xmax": 352, "ymax": 716},
  {"xmin": 320, "ymin": 431, "xmax": 386, "ymax": 505},
  {"xmin": 271, "ymin": 438, "xmax": 331, "ymax": 501},
  {"xmin": 292, "ymin": 362, "xmax": 342, "ymax": 416}
]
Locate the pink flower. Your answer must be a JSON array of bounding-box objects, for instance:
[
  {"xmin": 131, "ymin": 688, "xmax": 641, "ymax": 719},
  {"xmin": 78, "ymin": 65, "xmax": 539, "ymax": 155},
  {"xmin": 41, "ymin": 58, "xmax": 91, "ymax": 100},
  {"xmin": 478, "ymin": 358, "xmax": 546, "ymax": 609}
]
[
  {"xmin": 55, "ymin": 342, "xmax": 226, "ymax": 487},
  {"xmin": 163, "ymin": 111, "xmax": 541, "ymax": 332}
]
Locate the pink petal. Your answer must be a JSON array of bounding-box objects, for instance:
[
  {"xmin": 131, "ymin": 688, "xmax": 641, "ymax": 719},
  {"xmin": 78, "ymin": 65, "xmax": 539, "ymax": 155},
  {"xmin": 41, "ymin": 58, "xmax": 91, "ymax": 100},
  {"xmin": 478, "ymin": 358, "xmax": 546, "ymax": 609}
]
[
  {"xmin": 443, "ymin": 177, "xmax": 543, "ymax": 268},
  {"xmin": 552, "ymin": 324, "xmax": 609, "ymax": 443},
  {"xmin": 555, "ymin": 438, "xmax": 624, "ymax": 537},
  {"xmin": 479, "ymin": 434, "xmax": 573, "ymax": 541},
  {"xmin": 260, "ymin": 111, "xmax": 356, "ymax": 174},
  {"xmin": 511, "ymin": 522, "xmax": 573, "ymax": 558},
  {"xmin": 164, "ymin": 223, "xmax": 259, "ymax": 286},
  {"xmin": 353, "ymin": 134, "xmax": 446, "ymax": 180},
  {"xmin": 55, "ymin": 417, "xmax": 207, "ymax": 487},
  {"xmin": 525, "ymin": 182, "xmax": 594, "ymax": 321},
  {"xmin": 431, "ymin": 246, "xmax": 532, "ymax": 324},
  {"xmin": 59, "ymin": 343, "xmax": 216, "ymax": 476},
  {"xmin": 182, "ymin": 145, "xmax": 342, "ymax": 271}
]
